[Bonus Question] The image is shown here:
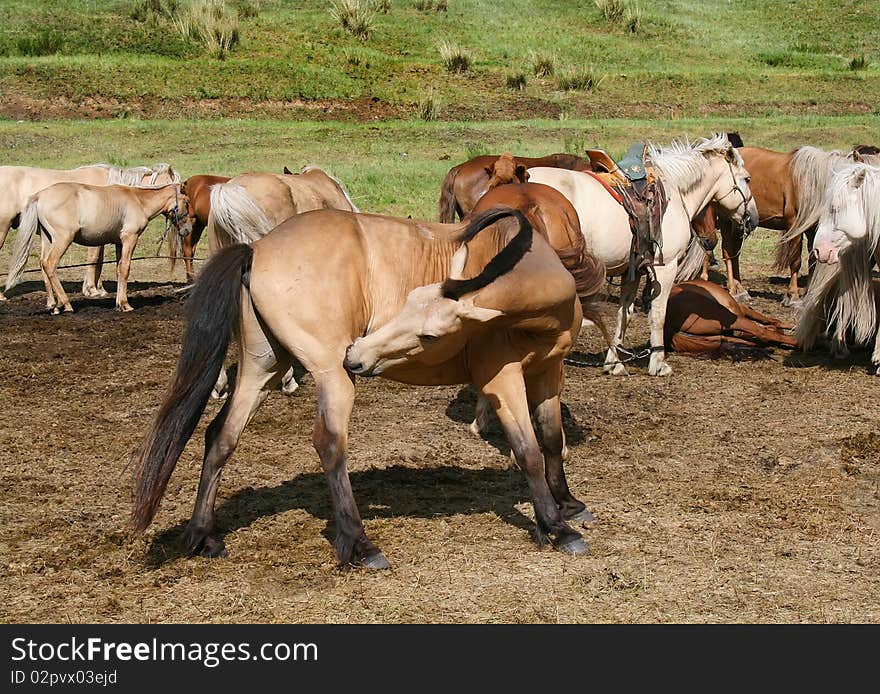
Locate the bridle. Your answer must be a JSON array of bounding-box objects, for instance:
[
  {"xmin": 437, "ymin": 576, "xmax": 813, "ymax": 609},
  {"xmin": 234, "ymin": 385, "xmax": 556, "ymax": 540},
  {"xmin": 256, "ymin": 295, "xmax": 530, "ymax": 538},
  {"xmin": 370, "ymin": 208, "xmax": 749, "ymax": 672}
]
[
  {"xmin": 158, "ymin": 183, "xmax": 190, "ymax": 253},
  {"xmin": 715, "ymin": 158, "xmax": 755, "ymax": 239}
]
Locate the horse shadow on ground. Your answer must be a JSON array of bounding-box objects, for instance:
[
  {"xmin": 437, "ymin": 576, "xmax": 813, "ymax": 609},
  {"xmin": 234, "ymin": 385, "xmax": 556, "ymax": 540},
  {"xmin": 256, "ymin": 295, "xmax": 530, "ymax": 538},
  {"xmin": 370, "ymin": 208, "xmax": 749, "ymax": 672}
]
[
  {"xmin": 443, "ymin": 384, "xmax": 589, "ymax": 456},
  {"xmin": 144, "ymin": 465, "xmax": 542, "ymax": 569},
  {"xmin": 782, "ymin": 343, "xmax": 878, "ymax": 374},
  {"xmin": 4, "ymin": 279, "xmax": 183, "ymax": 313}
]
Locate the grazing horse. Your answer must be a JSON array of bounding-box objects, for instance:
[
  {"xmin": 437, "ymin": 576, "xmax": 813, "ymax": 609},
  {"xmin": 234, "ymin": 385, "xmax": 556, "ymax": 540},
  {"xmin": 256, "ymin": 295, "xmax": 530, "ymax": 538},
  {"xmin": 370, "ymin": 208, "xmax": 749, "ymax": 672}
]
[
  {"xmin": 528, "ymin": 134, "xmax": 759, "ymax": 376},
  {"xmin": 207, "ymin": 166, "xmax": 359, "ymax": 250},
  {"xmin": 665, "ymin": 280, "xmax": 796, "ymax": 357},
  {"xmin": 5, "ymin": 183, "xmax": 189, "ymax": 313},
  {"xmin": 0, "ymin": 163, "xmax": 179, "ymax": 300},
  {"xmin": 132, "ymin": 207, "xmax": 597, "ymax": 569},
  {"xmin": 438, "ymin": 153, "xmax": 592, "ymax": 222},
  {"xmin": 176, "ymin": 174, "xmax": 230, "ymax": 281},
  {"xmin": 797, "ymin": 160, "xmax": 880, "ymax": 373}
]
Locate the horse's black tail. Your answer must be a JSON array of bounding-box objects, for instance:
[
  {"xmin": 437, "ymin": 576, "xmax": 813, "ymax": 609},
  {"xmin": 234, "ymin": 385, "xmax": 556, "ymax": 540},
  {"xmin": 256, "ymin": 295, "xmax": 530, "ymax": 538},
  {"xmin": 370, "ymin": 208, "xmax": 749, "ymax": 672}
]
[{"xmin": 131, "ymin": 244, "xmax": 253, "ymax": 533}]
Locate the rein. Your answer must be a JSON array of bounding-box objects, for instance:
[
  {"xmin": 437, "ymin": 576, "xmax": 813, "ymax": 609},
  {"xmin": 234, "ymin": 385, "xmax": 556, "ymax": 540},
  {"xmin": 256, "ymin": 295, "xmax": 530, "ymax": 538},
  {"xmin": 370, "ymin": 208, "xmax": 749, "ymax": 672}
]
[{"xmin": 565, "ymin": 344, "xmax": 663, "ymax": 368}]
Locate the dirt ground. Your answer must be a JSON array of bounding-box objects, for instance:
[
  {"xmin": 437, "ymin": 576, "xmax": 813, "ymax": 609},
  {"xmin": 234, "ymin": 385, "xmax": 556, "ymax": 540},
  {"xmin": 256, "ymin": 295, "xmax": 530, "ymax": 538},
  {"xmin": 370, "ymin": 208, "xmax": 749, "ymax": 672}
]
[{"xmin": 1, "ymin": 256, "xmax": 878, "ymax": 624}]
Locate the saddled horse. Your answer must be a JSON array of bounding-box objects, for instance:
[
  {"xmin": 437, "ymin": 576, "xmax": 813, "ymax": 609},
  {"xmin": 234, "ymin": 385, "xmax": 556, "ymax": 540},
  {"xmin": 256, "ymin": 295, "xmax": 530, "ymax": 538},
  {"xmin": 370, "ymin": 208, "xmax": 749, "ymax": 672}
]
[
  {"xmin": 207, "ymin": 166, "xmax": 359, "ymax": 250},
  {"xmin": 528, "ymin": 134, "xmax": 759, "ymax": 376},
  {"xmin": 132, "ymin": 206, "xmax": 601, "ymax": 569},
  {"xmin": 5, "ymin": 182, "xmax": 189, "ymax": 313},
  {"xmin": 0, "ymin": 162, "xmax": 179, "ymax": 300},
  {"xmin": 665, "ymin": 280, "xmax": 796, "ymax": 357},
  {"xmin": 438, "ymin": 153, "xmax": 592, "ymax": 222},
  {"xmin": 798, "ymin": 159, "xmax": 880, "ymax": 373},
  {"xmin": 175, "ymin": 174, "xmax": 230, "ymax": 281}
]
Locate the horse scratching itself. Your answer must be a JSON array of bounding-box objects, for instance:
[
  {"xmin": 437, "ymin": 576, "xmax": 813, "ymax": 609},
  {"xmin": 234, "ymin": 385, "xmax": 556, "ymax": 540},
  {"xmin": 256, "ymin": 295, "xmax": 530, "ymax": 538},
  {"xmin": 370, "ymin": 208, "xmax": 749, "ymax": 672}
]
[{"xmin": 132, "ymin": 207, "xmax": 592, "ymax": 569}]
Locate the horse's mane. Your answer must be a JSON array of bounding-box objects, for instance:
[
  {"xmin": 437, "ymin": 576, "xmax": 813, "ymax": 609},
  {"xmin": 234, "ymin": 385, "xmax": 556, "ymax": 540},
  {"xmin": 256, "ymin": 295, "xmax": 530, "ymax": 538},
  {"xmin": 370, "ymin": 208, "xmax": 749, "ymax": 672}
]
[
  {"xmin": 796, "ymin": 162, "xmax": 880, "ymax": 349},
  {"xmin": 86, "ymin": 162, "xmax": 181, "ymax": 187},
  {"xmin": 300, "ymin": 164, "xmax": 360, "ymax": 213},
  {"xmin": 648, "ymin": 133, "xmax": 738, "ymax": 194},
  {"xmin": 784, "ymin": 146, "xmax": 847, "ymax": 239}
]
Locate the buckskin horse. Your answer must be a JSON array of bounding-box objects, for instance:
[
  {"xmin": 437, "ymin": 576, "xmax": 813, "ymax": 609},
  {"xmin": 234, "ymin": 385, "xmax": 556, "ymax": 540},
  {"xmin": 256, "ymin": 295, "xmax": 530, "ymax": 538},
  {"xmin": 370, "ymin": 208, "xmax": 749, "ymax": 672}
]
[
  {"xmin": 207, "ymin": 166, "xmax": 359, "ymax": 250},
  {"xmin": 528, "ymin": 134, "xmax": 759, "ymax": 377},
  {"xmin": 797, "ymin": 159, "xmax": 880, "ymax": 373},
  {"xmin": 132, "ymin": 205, "xmax": 603, "ymax": 569},
  {"xmin": 438, "ymin": 152, "xmax": 592, "ymax": 222},
  {"xmin": 0, "ymin": 162, "xmax": 179, "ymax": 300},
  {"xmin": 5, "ymin": 182, "xmax": 189, "ymax": 313}
]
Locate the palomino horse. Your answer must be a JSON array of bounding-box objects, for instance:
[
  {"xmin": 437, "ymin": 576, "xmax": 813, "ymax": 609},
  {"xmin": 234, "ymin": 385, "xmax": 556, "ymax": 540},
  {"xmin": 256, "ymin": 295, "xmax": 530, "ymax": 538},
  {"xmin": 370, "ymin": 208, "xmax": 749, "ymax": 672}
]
[
  {"xmin": 528, "ymin": 134, "xmax": 759, "ymax": 376},
  {"xmin": 207, "ymin": 166, "xmax": 360, "ymax": 397},
  {"xmin": 798, "ymin": 160, "xmax": 880, "ymax": 373},
  {"xmin": 0, "ymin": 162, "xmax": 179, "ymax": 300},
  {"xmin": 132, "ymin": 207, "xmax": 599, "ymax": 568},
  {"xmin": 5, "ymin": 183, "xmax": 189, "ymax": 313},
  {"xmin": 438, "ymin": 153, "xmax": 592, "ymax": 222},
  {"xmin": 207, "ymin": 166, "xmax": 359, "ymax": 250},
  {"xmin": 665, "ymin": 280, "xmax": 796, "ymax": 357},
  {"xmin": 176, "ymin": 174, "xmax": 230, "ymax": 281}
]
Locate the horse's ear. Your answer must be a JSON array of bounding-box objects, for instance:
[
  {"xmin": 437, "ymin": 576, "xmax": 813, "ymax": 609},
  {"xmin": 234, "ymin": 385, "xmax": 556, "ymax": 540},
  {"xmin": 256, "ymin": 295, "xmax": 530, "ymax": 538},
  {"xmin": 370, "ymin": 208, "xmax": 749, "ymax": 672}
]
[
  {"xmin": 850, "ymin": 150, "xmax": 865, "ymax": 163},
  {"xmin": 283, "ymin": 166, "xmax": 293, "ymax": 175},
  {"xmin": 515, "ymin": 164, "xmax": 529, "ymax": 182},
  {"xmin": 726, "ymin": 131, "xmax": 744, "ymax": 148},
  {"xmin": 456, "ymin": 300, "xmax": 503, "ymax": 323},
  {"xmin": 849, "ymin": 168, "xmax": 867, "ymax": 189},
  {"xmin": 449, "ymin": 243, "xmax": 469, "ymax": 280}
]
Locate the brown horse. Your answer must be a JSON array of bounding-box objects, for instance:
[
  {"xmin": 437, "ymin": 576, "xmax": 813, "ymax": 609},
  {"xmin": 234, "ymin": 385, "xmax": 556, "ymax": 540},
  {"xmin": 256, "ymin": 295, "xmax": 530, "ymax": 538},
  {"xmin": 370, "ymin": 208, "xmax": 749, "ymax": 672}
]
[
  {"xmin": 438, "ymin": 153, "xmax": 592, "ymax": 222},
  {"xmin": 176, "ymin": 174, "xmax": 230, "ymax": 281},
  {"xmin": 714, "ymin": 141, "xmax": 851, "ymax": 305},
  {"xmin": 665, "ymin": 280, "xmax": 796, "ymax": 357}
]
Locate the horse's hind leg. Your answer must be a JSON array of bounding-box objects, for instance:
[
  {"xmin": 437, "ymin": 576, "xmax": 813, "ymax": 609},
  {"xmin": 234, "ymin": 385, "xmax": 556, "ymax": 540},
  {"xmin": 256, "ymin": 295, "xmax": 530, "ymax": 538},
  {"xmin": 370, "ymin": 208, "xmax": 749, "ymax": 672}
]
[
  {"xmin": 182, "ymin": 303, "xmax": 290, "ymax": 557},
  {"xmin": 82, "ymin": 246, "xmax": 107, "ymax": 298},
  {"xmin": 41, "ymin": 229, "xmax": 73, "ymax": 314},
  {"xmin": 604, "ymin": 279, "xmax": 638, "ymax": 376},
  {"xmin": 477, "ymin": 360, "xmax": 586, "ymax": 555},
  {"xmin": 730, "ymin": 317, "xmax": 798, "ymax": 348},
  {"xmin": 783, "ymin": 234, "xmax": 804, "ymax": 307},
  {"xmin": 312, "ymin": 367, "xmax": 388, "ymax": 569},
  {"xmin": 0, "ymin": 215, "xmax": 14, "ymax": 300},
  {"xmin": 722, "ymin": 223, "xmax": 750, "ymax": 300},
  {"xmin": 528, "ymin": 365, "xmax": 593, "ymax": 525}
]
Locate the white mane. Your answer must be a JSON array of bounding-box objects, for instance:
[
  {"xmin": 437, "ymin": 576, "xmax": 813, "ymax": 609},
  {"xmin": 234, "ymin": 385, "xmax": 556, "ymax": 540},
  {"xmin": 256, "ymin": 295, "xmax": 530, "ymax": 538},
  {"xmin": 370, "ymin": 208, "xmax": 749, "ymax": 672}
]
[
  {"xmin": 648, "ymin": 133, "xmax": 735, "ymax": 193},
  {"xmin": 87, "ymin": 162, "xmax": 181, "ymax": 187},
  {"xmin": 796, "ymin": 161, "xmax": 880, "ymax": 348},
  {"xmin": 783, "ymin": 146, "xmax": 847, "ymax": 239}
]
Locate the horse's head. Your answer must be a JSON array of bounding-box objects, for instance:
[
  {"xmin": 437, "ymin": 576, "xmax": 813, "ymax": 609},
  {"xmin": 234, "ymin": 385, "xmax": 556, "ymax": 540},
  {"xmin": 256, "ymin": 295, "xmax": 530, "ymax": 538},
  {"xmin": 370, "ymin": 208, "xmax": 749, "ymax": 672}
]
[
  {"xmin": 486, "ymin": 153, "xmax": 528, "ymax": 190},
  {"xmin": 691, "ymin": 204, "xmax": 719, "ymax": 251},
  {"xmin": 344, "ymin": 240, "xmax": 504, "ymax": 376},
  {"xmin": 164, "ymin": 188, "xmax": 193, "ymax": 238},
  {"xmin": 708, "ymin": 138, "xmax": 759, "ymax": 233},
  {"xmin": 813, "ymin": 164, "xmax": 873, "ymax": 264}
]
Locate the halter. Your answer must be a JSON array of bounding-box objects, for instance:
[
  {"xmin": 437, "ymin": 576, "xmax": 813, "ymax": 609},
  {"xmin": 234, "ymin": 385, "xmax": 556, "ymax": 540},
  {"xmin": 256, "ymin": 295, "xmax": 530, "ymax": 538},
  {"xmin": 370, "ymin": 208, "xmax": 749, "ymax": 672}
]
[
  {"xmin": 714, "ymin": 159, "xmax": 755, "ymax": 239},
  {"xmin": 158, "ymin": 183, "xmax": 188, "ymax": 254}
]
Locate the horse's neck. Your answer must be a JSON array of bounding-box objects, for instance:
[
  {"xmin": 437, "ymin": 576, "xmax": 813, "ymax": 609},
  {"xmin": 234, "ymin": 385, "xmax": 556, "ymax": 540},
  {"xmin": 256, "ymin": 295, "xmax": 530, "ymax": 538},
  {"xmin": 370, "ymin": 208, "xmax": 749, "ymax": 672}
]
[
  {"xmin": 673, "ymin": 161, "xmax": 723, "ymax": 220},
  {"xmin": 133, "ymin": 186, "xmax": 175, "ymax": 219}
]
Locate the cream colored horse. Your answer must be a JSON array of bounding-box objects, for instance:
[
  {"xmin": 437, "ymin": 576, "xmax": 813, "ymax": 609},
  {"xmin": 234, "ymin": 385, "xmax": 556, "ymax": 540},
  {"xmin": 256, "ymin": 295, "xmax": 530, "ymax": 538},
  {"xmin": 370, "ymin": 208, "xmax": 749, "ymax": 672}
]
[
  {"xmin": 207, "ymin": 166, "xmax": 359, "ymax": 250},
  {"xmin": 207, "ymin": 166, "xmax": 359, "ymax": 397},
  {"xmin": 5, "ymin": 182, "xmax": 189, "ymax": 313},
  {"xmin": 528, "ymin": 134, "xmax": 759, "ymax": 376},
  {"xmin": 797, "ymin": 160, "xmax": 880, "ymax": 373},
  {"xmin": 0, "ymin": 162, "xmax": 179, "ymax": 300}
]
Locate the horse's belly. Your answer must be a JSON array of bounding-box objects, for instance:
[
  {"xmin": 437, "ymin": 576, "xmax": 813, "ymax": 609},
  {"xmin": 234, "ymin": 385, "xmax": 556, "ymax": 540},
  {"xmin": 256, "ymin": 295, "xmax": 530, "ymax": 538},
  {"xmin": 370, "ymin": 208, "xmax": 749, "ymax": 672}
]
[{"xmin": 74, "ymin": 227, "xmax": 118, "ymax": 246}]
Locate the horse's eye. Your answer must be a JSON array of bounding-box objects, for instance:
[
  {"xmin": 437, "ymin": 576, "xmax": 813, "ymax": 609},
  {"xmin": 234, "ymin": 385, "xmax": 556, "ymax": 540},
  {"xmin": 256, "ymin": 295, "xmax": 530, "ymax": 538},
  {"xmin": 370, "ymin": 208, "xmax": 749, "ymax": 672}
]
[
  {"xmin": 418, "ymin": 334, "xmax": 440, "ymax": 343},
  {"xmin": 744, "ymin": 176, "xmax": 751, "ymax": 184}
]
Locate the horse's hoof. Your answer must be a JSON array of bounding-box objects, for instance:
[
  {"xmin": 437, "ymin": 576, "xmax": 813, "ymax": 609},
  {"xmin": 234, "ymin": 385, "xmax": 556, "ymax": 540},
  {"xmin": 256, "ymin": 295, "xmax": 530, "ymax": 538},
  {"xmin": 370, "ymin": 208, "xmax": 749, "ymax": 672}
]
[
  {"xmin": 566, "ymin": 508, "xmax": 596, "ymax": 526},
  {"xmin": 874, "ymin": 365, "xmax": 880, "ymax": 376},
  {"xmin": 561, "ymin": 445, "xmax": 570, "ymax": 461},
  {"xmin": 732, "ymin": 291, "xmax": 751, "ymax": 302},
  {"xmin": 358, "ymin": 550, "xmax": 391, "ymax": 570},
  {"xmin": 281, "ymin": 381, "xmax": 299, "ymax": 396},
  {"xmin": 649, "ymin": 363, "xmax": 673, "ymax": 377},
  {"xmin": 51, "ymin": 307, "xmax": 60, "ymax": 315},
  {"xmin": 555, "ymin": 536, "xmax": 589, "ymax": 556},
  {"xmin": 469, "ymin": 419, "xmax": 482, "ymax": 437},
  {"xmin": 606, "ymin": 362, "xmax": 627, "ymax": 377},
  {"xmin": 199, "ymin": 537, "xmax": 228, "ymax": 559},
  {"xmin": 0, "ymin": 292, "xmax": 6, "ymax": 302},
  {"xmin": 117, "ymin": 304, "xmax": 134, "ymax": 312},
  {"xmin": 210, "ymin": 389, "xmax": 228, "ymax": 400}
]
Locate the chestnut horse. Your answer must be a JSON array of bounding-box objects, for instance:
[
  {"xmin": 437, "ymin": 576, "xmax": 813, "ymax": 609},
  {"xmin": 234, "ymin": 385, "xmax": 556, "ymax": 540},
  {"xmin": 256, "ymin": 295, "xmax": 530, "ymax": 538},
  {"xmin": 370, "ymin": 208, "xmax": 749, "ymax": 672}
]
[
  {"xmin": 665, "ymin": 280, "xmax": 796, "ymax": 357},
  {"xmin": 176, "ymin": 174, "xmax": 230, "ymax": 281},
  {"xmin": 438, "ymin": 153, "xmax": 592, "ymax": 222}
]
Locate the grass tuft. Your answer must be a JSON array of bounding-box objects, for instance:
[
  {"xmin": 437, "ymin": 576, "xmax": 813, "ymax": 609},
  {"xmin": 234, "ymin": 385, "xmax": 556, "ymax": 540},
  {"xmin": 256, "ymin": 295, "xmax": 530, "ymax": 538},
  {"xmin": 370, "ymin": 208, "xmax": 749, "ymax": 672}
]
[
  {"xmin": 556, "ymin": 67, "xmax": 605, "ymax": 92},
  {"xmin": 439, "ymin": 41, "xmax": 473, "ymax": 73},
  {"xmin": 418, "ymin": 89, "xmax": 440, "ymax": 121},
  {"xmin": 849, "ymin": 54, "xmax": 868, "ymax": 71},
  {"xmin": 329, "ymin": 0, "xmax": 376, "ymax": 40},
  {"xmin": 506, "ymin": 72, "xmax": 527, "ymax": 90},
  {"xmin": 530, "ymin": 50, "xmax": 557, "ymax": 77},
  {"xmin": 595, "ymin": 0, "xmax": 625, "ymax": 23},
  {"xmin": 15, "ymin": 29, "xmax": 63, "ymax": 56},
  {"xmin": 174, "ymin": 0, "xmax": 240, "ymax": 59}
]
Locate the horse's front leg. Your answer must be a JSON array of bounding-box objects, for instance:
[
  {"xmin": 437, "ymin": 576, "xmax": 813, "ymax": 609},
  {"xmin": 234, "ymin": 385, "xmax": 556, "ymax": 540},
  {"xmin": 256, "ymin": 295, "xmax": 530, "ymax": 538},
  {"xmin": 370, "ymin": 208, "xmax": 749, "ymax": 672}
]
[
  {"xmin": 313, "ymin": 367, "xmax": 388, "ymax": 569},
  {"xmin": 604, "ymin": 278, "xmax": 638, "ymax": 376},
  {"xmin": 722, "ymin": 224, "xmax": 750, "ymax": 300},
  {"xmin": 478, "ymin": 362, "xmax": 586, "ymax": 554},
  {"xmin": 783, "ymin": 234, "xmax": 804, "ymax": 308},
  {"xmin": 647, "ymin": 263, "xmax": 677, "ymax": 376}
]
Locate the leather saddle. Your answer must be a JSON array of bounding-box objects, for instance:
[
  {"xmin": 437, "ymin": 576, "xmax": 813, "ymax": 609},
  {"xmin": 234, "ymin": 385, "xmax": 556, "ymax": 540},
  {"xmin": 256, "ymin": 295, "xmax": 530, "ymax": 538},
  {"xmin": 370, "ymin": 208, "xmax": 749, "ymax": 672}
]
[{"xmin": 584, "ymin": 143, "xmax": 668, "ymax": 284}]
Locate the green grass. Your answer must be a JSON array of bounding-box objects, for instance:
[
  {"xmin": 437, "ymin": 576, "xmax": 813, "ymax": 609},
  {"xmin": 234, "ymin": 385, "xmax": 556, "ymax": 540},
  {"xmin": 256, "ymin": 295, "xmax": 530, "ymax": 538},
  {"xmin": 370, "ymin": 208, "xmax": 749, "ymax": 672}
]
[{"xmin": 0, "ymin": 0, "xmax": 876, "ymax": 120}]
